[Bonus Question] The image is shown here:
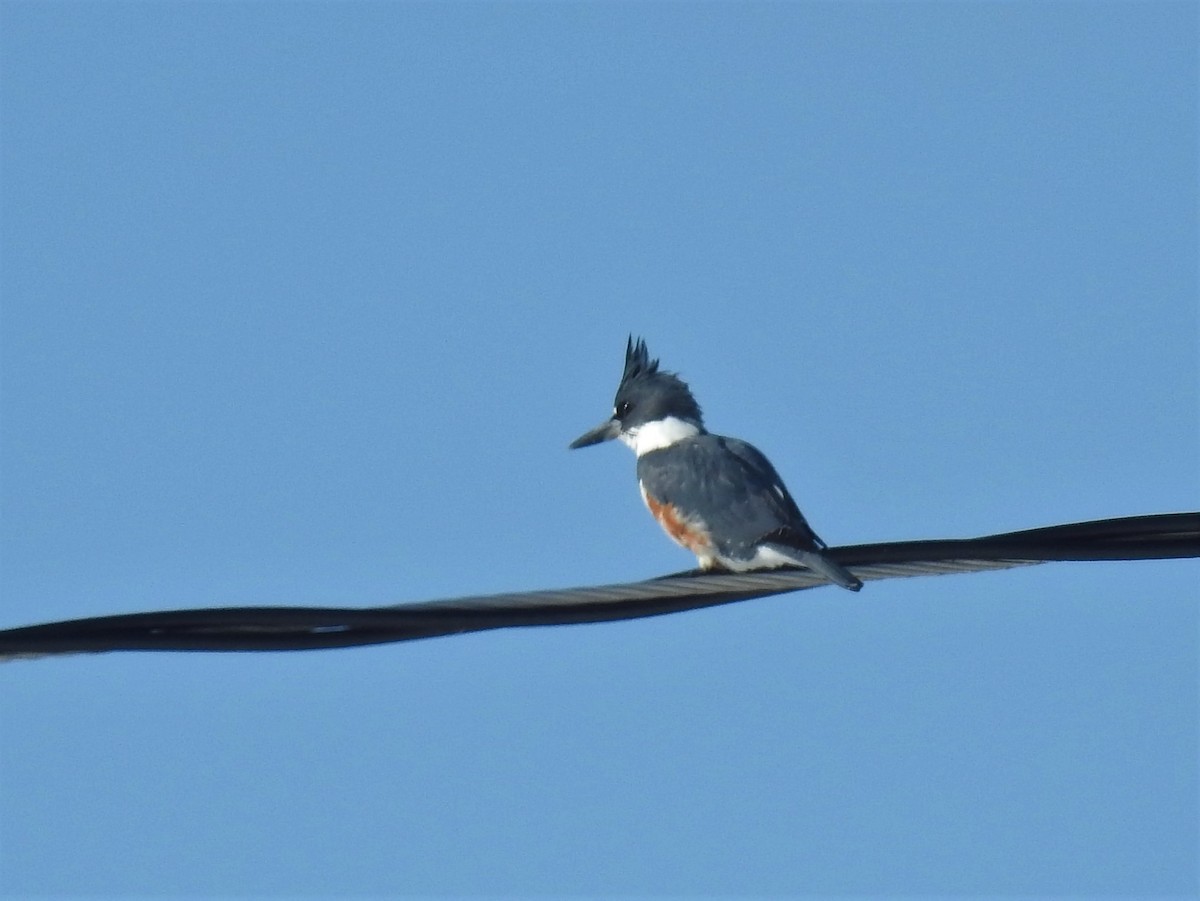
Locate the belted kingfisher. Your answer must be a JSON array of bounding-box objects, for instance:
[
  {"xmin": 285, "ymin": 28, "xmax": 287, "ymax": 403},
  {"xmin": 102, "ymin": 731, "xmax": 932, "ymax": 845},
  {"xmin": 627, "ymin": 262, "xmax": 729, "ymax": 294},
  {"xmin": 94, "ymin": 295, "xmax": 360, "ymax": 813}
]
[{"xmin": 569, "ymin": 337, "xmax": 862, "ymax": 591}]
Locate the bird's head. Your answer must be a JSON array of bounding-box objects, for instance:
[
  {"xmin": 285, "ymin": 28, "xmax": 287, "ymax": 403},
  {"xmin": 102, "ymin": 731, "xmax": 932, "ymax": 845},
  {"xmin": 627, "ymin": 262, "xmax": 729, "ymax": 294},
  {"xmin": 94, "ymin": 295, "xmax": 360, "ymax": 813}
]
[{"xmin": 569, "ymin": 336, "xmax": 704, "ymax": 455}]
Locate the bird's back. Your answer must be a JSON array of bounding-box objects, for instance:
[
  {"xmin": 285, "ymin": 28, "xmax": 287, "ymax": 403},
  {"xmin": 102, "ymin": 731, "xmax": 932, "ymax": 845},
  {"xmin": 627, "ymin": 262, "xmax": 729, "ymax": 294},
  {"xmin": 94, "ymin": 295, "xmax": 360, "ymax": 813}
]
[{"xmin": 636, "ymin": 433, "xmax": 827, "ymax": 562}]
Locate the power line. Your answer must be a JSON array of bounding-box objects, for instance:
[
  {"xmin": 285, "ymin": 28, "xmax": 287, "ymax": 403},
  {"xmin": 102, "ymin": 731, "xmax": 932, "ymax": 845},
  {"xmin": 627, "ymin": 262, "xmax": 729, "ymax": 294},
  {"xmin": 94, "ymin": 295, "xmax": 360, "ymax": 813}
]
[{"xmin": 1, "ymin": 512, "xmax": 1195, "ymax": 659}]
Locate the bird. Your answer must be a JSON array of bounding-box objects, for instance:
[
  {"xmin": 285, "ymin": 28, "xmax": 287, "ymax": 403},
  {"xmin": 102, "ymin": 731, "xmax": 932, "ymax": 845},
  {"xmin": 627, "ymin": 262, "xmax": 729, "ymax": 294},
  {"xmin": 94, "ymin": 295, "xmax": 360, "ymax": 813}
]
[{"xmin": 569, "ymin": 337, "xmax": 862, "ymax": 591}]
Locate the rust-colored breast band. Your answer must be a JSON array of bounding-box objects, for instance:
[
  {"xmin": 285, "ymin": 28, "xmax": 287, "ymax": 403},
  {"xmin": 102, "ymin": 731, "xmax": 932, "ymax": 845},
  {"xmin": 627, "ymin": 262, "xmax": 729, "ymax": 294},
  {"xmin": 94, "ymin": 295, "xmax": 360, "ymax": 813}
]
[{"xmin": 643, "ymin": 492, "xmax": 713, "ymax": 555}]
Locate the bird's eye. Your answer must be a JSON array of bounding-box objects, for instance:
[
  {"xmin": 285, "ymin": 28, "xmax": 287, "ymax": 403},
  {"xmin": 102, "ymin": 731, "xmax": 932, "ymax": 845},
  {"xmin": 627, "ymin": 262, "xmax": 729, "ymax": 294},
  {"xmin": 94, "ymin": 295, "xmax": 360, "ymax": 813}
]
[{"xmin": 615, "ymin": 401, "xmax": 631, "ymax": 418}]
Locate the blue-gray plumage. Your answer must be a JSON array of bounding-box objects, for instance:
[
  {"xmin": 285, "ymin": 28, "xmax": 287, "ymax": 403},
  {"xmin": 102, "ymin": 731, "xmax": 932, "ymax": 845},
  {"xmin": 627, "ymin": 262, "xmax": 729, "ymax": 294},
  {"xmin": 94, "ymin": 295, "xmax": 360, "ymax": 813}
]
[{"xmin": 569, "ymin": 337, "xmax": 862, "ymax": 591}]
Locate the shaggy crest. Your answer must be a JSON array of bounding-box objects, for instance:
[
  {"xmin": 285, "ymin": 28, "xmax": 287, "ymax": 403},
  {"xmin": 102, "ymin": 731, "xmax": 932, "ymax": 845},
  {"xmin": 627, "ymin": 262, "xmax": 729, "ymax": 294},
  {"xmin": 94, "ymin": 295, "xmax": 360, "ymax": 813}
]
[
  {"xmin": 620, "ymin": 336, "xmax": 659, "ymax": 388},
  {"xmin": 615, "ymin": 335, "xmax": 704, "ymax": 427}
]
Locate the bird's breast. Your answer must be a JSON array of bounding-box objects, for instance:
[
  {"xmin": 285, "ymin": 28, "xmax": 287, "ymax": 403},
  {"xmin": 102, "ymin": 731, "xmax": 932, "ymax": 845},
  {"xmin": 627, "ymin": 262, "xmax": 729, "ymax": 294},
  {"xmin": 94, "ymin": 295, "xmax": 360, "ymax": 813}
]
[{"xmin": 639, "ymin": 483, "xmax": 715, "ymax": 555}]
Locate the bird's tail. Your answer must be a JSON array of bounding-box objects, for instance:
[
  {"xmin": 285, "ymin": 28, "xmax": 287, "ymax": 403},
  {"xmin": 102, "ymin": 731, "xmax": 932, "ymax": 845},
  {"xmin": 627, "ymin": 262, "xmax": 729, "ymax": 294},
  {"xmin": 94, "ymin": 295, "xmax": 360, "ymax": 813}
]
[{"xmin": 762, "ymin": 544, "xmax": 863, "ymax": 592}]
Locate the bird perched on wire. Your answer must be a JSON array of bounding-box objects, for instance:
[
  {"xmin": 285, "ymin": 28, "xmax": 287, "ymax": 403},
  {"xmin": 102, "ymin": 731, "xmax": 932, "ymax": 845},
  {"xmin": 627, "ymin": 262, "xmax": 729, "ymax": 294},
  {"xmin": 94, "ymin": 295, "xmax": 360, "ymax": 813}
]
[{"xmin": 569, "ymin": 337, "xmax": 862, "ymax": 591}]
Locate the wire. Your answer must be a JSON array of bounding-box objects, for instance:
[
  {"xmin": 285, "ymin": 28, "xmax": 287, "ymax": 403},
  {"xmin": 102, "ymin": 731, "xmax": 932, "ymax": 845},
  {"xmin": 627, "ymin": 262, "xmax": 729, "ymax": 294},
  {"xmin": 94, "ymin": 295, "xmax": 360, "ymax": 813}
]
[{"xmin": 1, "ymin": 512, "xmax": 1196, "ymax": 659}]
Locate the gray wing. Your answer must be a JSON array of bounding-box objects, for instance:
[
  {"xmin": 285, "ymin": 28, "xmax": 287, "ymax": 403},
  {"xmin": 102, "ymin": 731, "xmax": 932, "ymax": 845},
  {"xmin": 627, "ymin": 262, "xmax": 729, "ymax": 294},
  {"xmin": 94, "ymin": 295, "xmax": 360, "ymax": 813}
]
[{"xmin": 636, "ymin": 434, "xmax": 827, "ymax": 560}]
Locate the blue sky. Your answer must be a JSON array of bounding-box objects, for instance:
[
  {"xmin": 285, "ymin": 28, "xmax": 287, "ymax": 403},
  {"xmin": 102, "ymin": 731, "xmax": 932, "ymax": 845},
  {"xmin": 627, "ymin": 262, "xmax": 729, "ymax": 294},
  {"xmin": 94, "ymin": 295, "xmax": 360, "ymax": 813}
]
[{"xmin": 1, "ymin": 2, "xmax": 1196, "ymax": 896}]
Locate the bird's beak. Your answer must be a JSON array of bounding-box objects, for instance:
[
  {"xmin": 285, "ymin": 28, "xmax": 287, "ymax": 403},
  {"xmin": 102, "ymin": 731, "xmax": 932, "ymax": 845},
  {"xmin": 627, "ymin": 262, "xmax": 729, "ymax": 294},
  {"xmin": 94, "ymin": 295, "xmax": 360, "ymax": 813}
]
[{"xmin": 569, "ymin": 418, "xmax": 620, "ymax": 449}]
